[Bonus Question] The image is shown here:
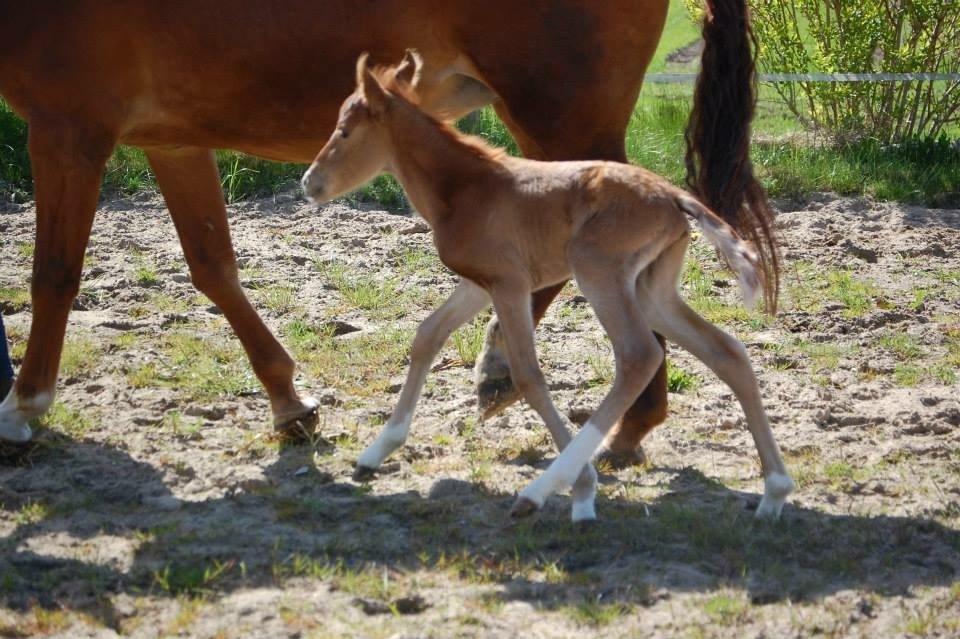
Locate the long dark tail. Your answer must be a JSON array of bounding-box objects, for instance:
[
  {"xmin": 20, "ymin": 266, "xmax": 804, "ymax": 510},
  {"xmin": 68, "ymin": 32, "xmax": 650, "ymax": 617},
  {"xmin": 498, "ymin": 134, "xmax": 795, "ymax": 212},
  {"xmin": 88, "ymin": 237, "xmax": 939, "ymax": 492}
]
[{"xmin": 684, "ymin": 0, "xmax": 779, "ymax": 313}]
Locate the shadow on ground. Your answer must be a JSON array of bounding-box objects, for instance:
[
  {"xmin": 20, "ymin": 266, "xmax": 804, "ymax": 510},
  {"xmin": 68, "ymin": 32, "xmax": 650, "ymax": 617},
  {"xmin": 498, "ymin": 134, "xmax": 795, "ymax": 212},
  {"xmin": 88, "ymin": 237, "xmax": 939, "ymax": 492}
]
[{"xmin": 2, "ymin": 429, "xmax": 958, "ymax": 629}]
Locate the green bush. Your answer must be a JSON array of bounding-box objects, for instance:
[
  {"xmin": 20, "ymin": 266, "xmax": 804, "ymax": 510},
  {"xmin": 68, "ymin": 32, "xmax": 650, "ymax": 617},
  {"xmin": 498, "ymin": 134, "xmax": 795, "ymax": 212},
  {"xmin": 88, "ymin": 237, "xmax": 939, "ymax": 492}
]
[{"xmin": 748, "ymin": 0, "xmax": 960, "ymax": 143}]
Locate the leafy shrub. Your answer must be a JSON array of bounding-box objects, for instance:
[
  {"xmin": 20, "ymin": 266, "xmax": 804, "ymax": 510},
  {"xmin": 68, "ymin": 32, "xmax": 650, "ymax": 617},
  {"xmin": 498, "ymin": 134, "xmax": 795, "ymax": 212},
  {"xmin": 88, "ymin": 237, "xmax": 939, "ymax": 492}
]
[{"xmin": 747, "ymin": 0, "xmax": 960, "ymax": 143}]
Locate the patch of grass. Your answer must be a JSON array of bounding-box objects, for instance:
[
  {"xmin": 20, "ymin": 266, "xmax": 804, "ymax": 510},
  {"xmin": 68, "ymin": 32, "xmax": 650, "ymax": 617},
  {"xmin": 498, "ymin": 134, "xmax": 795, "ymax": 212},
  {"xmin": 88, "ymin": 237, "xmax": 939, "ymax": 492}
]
[
  {"xmin": 132, "ymin": 252, "xmax": 161, "ymax": 287},
  {"xmin": 318, "ymin": 262, "xmax": 408, "ymax": 318},
  {"xmin": 127, "ymin": 332, "xmax": 256, "ymax": 401},
  {"xmin": 153, "ymin": 559, "xmax": 236, "ymax": 597},
  {"xmin": 667, "ymin": 362, "xmax": 700, "ymax": 393},
  {"xmin": 15, "ymin": 499, "xmax": 52, "ymax": 525},
  {"xmin": 879, "ymin": 332, "xmax": 924, "ymax": 361},
  {"xmin": 826, "ymin": 270, "xmax": 877, "ymax": 318},
  {"xmin": 783, "ymin": 260, "xmax": 825, "ymax": 313},
  {"xmin": 292, "ymin": 324, "xmax": 413, "ymax": 398},
  {"xmin": 565, "ymin": 600, "xmax": 635, "ymax": 627},
  {"xmin": 60, "ymin": 335, "xmax": 104, "ymax": 379},
  {"xmin": 585, "ymin": 339, "xmax": 614, "ymax": 388},
  {"xmin": 793, "ymin": 339, "xmax": 850, "ymax": 373},
  {"xmin": 703, "ymin": 594, "xmax": 748, "ymax": 625},
  {"xmin": 257, "ymin": 284, "xmax": 300, "ymax": 315},
  {"xmin": 451, "ymin": 315, "xmax": 489, "ymax": 367},
  {"xmin": 0, "ymin": 286, "xmax": 31, "ymax": 312},
  {"xmin": 393, "ymin": 246, "xmax": 443, "ymax": 278},
  {"xmin": 893, "ymin": 364, "xmax": 924, "ymax": 387},
  {"xmin": 36, "ymin": 401, "xmax": 97, "ymax": 437}
]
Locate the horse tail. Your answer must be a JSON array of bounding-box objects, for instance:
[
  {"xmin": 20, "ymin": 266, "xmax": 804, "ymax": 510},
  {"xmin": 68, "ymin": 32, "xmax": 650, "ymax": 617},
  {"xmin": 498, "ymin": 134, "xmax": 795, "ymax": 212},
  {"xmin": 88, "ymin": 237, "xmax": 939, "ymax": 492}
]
[
  {"xmin": 684, "ymin": 0, "xmax": 779, "ymax": 313},
  {"xmin": 676, "ymin": 195, "xmax": 762, "ymax": 310}
]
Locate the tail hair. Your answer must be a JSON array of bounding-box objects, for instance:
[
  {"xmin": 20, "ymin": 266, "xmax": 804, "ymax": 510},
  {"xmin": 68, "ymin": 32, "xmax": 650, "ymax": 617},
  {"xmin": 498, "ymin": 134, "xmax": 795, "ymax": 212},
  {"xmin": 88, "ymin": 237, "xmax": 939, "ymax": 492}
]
[
  {"xmin": 684, "ymin": 0, "xmax": 779, "ymax": 313},
  {"xmin": 676, "ymin": 195, "xmax": 762, "ymax": 309}
]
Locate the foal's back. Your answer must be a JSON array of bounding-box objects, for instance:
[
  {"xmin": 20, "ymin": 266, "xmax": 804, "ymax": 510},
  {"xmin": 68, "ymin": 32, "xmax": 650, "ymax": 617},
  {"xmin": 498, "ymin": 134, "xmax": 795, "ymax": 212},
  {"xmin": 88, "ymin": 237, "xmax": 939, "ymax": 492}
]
[{"xmin": 486, "ymin": 158, "xmax": 691, "ymax": 281}]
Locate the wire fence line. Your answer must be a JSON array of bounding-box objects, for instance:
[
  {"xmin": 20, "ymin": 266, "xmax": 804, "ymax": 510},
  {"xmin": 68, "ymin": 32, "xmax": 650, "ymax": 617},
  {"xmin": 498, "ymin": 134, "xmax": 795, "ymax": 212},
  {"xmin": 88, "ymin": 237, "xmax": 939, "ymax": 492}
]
[{"xmin": 647, "ymin": 72, "xmax": 960, "ymax": 84}]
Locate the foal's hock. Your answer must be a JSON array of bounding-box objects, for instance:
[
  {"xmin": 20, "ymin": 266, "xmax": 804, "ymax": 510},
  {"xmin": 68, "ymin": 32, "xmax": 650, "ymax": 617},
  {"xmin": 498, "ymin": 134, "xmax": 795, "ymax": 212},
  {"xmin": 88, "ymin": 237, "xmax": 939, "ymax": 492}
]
[{"xmin": 303, "ymin": 52, "xmax": 794, "ymax": 522}]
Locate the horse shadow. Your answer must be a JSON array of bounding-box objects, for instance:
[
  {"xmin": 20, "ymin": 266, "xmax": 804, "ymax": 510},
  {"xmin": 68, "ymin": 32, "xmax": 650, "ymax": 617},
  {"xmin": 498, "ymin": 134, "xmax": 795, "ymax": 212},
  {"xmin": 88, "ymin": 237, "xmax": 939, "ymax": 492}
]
[{"xmin": 2, "ymin": 429, "xmax": 958, "ymax": 629}]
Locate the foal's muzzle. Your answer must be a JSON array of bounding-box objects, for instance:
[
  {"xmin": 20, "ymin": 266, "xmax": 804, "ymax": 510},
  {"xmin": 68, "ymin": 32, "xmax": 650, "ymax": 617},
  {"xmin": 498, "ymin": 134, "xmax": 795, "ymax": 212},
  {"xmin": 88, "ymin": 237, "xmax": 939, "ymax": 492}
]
[{"xmin": 300, "ymin": 170, "xmax": 325, "ymax": 204}]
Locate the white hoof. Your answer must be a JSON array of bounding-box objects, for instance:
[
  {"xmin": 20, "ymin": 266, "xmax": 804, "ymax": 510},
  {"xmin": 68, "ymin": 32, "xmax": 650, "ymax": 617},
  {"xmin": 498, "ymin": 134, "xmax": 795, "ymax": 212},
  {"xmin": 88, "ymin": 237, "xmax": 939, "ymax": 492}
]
[
  {"xmin": 0, "ymin": 399, "xmax": 33, "ymax": 444},
  {"xmin": 0, "ymin": 419, "xmax": 32, "ymax": 443},
  {"xmin": 571, "ymin": 498, "xmax": 597, "ymax": 523},
  {"xmin": 755, "ymin": 472, "xmax": 795, "ymax": 520}
]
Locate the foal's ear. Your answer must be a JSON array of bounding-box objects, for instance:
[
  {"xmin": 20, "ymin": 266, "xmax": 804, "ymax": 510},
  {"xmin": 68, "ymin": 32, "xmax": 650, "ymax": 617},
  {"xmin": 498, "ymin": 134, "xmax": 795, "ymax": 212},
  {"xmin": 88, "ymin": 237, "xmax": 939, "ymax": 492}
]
[
  {"xmin": 395, "ymin": 49, "xmax": 423, "ymax": 91},
  {"xmin": 356, "ymin": 52, "xmax": 388, "ymax": 115}
]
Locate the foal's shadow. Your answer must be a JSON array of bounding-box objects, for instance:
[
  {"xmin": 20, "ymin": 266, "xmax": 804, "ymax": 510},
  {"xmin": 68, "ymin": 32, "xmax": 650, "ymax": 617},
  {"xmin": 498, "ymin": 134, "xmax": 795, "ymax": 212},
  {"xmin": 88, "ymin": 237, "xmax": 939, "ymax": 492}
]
[{"xmin": 2, "ymin": 430, "xmax": 959, "ymax": 627}]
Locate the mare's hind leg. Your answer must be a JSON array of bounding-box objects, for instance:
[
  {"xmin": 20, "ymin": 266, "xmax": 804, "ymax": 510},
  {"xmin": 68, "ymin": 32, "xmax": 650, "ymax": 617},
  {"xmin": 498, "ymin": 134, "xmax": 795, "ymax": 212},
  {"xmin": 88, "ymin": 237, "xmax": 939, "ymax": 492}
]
[
  {"xmin": 145, "ymin": 147, "xmax": 318, "ymax": 432},
  {"xmin": 0, "ymin": 119, "xmax": 114, "ymax": 442},
  {"xmin": 356, "ymin": 279, "xmax": 490, "ymax": 476},
  {"xmin": 639, "ymin": 237, "xmax": 794, "ymax": 519}
]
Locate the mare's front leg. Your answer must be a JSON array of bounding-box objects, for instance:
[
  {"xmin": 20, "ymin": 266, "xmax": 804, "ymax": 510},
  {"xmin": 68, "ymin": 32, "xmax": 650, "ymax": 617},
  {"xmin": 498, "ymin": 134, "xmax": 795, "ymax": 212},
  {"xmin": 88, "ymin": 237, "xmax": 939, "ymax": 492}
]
[
  {"xmin": 0, "ymin": 119, "xmax": 114, "ymax": 443},
  {"xmin": 146, "ymin": 147, "xmax": 318, "ymax": 433},
  {"xmin": 489, "ymin": 283, "xmax": 598, "ymax": 522},
  {"xmin": 355, "ymin": 280, "xmax": 490, "ymax": 477}
]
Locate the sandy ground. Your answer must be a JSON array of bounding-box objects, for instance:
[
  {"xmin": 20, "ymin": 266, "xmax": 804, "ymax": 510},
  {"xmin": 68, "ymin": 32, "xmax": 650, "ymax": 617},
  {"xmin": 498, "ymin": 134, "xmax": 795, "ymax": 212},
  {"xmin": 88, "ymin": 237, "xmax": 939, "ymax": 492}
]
[{"xmin": 0, "ymin": 190, "xmax": 958, "ymax": 638}]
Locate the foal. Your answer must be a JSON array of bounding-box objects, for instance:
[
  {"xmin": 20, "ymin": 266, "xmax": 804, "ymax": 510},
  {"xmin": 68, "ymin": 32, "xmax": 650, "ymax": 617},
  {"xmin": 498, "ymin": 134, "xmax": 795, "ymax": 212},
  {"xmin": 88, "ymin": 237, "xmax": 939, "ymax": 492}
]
[{"xmin": 302, "ymin": 52, "xmax": 794, "ymax": 522}]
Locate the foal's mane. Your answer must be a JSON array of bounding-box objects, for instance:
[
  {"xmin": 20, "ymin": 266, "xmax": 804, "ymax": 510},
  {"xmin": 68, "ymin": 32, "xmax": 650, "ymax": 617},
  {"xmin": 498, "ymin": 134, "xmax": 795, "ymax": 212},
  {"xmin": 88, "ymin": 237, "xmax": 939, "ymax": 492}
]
[{"xmin": 370, "ymin": 66, "xmax": 508, "ymax": 165}]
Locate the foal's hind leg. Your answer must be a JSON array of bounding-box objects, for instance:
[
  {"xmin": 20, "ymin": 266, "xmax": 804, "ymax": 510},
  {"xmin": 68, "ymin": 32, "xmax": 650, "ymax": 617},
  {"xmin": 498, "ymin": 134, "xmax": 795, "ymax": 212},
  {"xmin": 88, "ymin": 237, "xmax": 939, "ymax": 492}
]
[
  {"xmin": 0, "ymin": 119, "xmax": 114, "ymax": 442},
  {"xmin": 356, "ymin": 279, "xmax": 490, "ymax": 476},
  {"xmin": 146, "ymin": 147, "xmax": 318, "ymax": 432},
  {"xmin": 639, "ymin": 238, "xmax": 794, "ymax": 519}
]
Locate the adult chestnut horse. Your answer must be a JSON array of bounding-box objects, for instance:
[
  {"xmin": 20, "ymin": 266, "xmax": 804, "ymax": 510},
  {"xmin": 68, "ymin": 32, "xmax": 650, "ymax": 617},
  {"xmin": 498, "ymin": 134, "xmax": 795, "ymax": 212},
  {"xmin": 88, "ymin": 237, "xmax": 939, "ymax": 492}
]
[{"xmin": 0, "ymin": 0, "xmax": 777, "ymax": 447}]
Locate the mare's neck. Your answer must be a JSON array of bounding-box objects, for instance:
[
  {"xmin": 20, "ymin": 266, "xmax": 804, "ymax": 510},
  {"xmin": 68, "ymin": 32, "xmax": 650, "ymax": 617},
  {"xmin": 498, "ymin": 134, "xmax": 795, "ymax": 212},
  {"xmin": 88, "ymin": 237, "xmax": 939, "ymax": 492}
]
[{"xmin": 385, "ymin": 102, "xmax": 503, "ymax": 225}]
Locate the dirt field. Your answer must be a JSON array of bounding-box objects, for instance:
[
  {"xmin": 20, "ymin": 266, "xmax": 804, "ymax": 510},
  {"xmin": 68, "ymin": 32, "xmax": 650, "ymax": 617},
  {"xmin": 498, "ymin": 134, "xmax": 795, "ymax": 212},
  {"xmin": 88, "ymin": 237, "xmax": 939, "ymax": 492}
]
[{"xmin": 1, "ymin": 190, "xmax": 958, "ymax": 638}]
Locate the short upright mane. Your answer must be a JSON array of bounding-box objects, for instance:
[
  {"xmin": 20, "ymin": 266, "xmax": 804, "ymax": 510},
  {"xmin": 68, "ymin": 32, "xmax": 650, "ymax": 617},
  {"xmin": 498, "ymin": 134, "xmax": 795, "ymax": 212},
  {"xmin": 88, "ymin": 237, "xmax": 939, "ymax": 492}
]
[{"xmin": 370, "ymin": 66, "xmax": 508, "ymax": 165}]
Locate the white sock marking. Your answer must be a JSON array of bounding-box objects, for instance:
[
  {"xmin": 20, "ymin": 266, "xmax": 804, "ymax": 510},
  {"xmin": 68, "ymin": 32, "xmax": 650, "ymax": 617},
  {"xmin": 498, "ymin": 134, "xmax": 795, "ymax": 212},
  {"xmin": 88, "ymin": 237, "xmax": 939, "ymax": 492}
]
[
  {"xmin": 357, "ymin": 416, "xmax": 411, "ymax": 469},
  {"xmin": 755, "ymin": 471, "xmax": 795, "ymax": 520},
  {"xmin": 520, "ymin": 422, "xmax": 607, "ymax": 508}
]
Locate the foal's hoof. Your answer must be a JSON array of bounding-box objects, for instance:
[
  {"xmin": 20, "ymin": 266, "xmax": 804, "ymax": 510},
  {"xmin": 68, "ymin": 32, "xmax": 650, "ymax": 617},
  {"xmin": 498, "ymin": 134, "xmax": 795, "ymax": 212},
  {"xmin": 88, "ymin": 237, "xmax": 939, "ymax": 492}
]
[
  {"xmin": 352, "ymin": 465, "xmax": 378, "ymax": 482},
  {"xmin": 273, "ymin": 397, "xmax": 320, "ymax": 442},
  {"xmin": 477, "ymin": 377, "xmax": 522, "ymax": 420},
  {"xmin": 510, "ymin": 496, "xmax": 540, "ymax": 519},
  {"xmin": 596, "ymin": 445, "xmax": 647, "ymax": 470}
]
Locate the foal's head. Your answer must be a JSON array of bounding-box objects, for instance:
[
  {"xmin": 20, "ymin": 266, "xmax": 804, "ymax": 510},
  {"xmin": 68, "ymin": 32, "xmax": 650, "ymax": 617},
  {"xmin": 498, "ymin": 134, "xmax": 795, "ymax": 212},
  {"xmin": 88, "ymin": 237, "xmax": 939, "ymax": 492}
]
[{"xmin": 301, "ymin": 51, "xmax": 423, "ymax": 203}]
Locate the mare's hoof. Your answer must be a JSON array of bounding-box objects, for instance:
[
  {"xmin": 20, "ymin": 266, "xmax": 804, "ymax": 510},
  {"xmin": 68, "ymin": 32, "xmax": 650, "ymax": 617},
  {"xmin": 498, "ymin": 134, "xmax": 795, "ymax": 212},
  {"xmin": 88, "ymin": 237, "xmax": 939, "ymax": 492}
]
[
  {"xmin": 352, "ymin": 465, "xmax": 378, "ymax": 482},
  {"xmin": 596, "ymin": 445, "xmax": 647, "ymax": 470},
  {"xmin": 477, "ymin": 377, "xmax": 522, "ymax": 420},
  {"xmin": 273, "ymin": 398, "xmax": 320, "ymax": 442},
  {"xmin": 510, "ymin": 496, "xmax": 540, "ymax": 519}
]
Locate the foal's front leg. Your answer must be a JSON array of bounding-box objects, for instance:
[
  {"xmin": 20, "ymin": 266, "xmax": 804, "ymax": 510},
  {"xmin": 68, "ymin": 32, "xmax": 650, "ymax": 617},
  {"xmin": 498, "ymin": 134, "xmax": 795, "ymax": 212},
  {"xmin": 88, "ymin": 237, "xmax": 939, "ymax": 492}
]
[
  {"xmin": 355, "ymin": 280, "xmax": 490, "ymax": 476},
  {"xmin": 489, "ymin": 284, "xmax": 599, "ymax": 522}
]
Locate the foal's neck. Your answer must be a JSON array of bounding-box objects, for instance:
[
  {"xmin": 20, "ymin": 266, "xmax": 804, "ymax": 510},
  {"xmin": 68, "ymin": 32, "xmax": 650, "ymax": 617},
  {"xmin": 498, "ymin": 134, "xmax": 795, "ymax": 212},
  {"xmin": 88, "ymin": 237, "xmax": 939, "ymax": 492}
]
[{"xmin": 385, "ymin": 100, "xmax": 505, "ymax": 224}]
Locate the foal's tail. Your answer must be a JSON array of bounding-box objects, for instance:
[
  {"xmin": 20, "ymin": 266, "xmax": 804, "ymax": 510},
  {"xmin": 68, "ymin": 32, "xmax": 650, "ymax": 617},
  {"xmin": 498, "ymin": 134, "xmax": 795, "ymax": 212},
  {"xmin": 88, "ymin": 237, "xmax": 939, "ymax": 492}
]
[
  {"xmin": 676, "ymin": 195, "xmax": 762, "ymax": 310},
  {"xmin": 684, "ymin": 0, "xmax": 779, "ymax": 313}
]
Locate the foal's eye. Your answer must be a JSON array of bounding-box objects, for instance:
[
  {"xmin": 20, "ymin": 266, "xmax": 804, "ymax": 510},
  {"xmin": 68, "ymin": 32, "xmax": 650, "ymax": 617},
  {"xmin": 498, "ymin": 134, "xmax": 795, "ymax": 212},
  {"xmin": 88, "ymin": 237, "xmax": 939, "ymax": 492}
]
[{"xmin": 340, "ymin": 129, "xmax": 350, "ymax": 140}]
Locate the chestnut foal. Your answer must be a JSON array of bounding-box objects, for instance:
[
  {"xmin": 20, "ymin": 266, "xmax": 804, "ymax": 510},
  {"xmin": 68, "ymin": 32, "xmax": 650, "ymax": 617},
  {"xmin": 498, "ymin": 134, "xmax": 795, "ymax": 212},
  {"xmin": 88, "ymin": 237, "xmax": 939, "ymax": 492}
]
[{"xmin": 302, "ymin": 53, "xmax": 794, "ymax": 521}]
